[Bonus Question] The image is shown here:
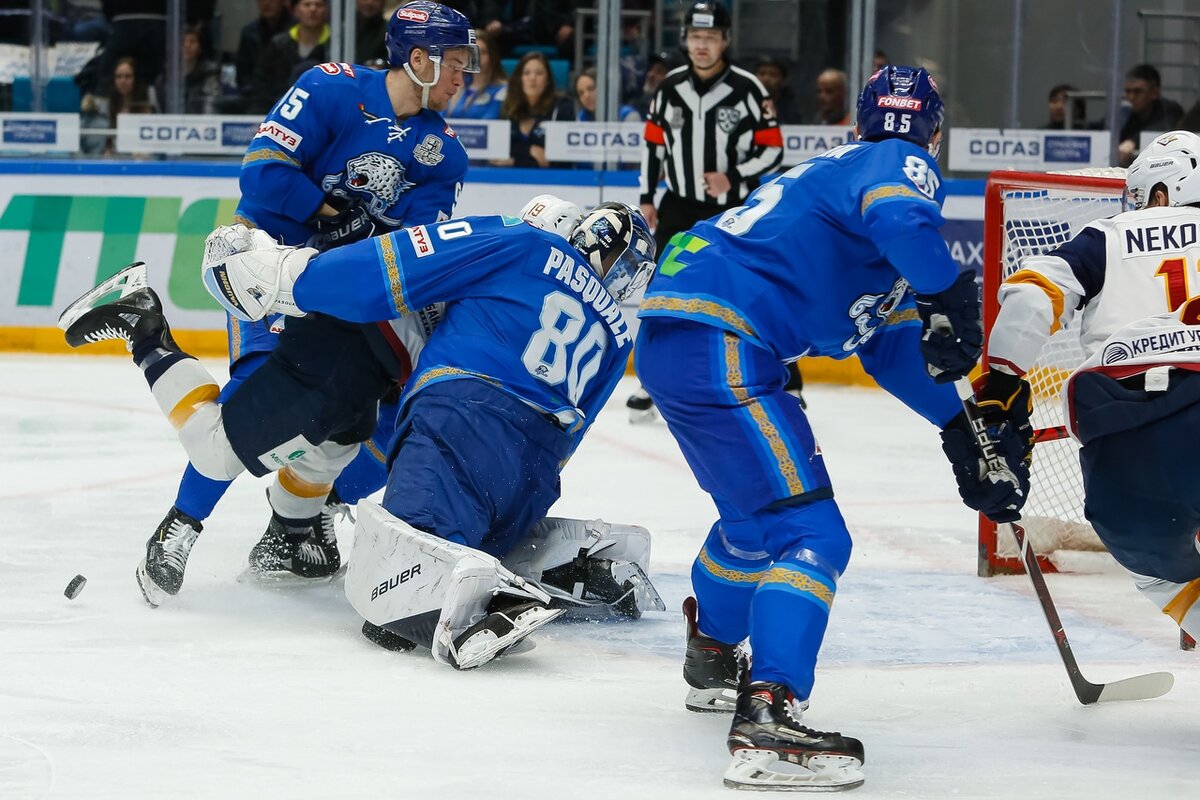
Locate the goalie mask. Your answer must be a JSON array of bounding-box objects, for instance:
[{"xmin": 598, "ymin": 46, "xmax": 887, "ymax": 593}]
[
  {"xmin": 855, "ymin": 65, "xmax": 945, "ymax": 158},
  {"xmin": 1125, "ymin": 130, "xmax": 1200, "ymax": 210},
  {"xmin": 386, "ymin": 1, "xmax": 480, "ymax": 108},
  {"xmin": 569, "ymin": 203, "xmax": 657, "ymax": 302},
  {"xmin": 519, "ymin": 194, "xmax": 584, "ymax": 239}
]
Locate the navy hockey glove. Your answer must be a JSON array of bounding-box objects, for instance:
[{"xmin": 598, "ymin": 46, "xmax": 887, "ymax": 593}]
[
  {"xmin": 306, "ymin": 196, "xmax": 376, "ymax": 252},
  {"xmin": 974, "ymin": 370, "xmax": 1035, "ymax": 459},
  {"xmin": 914, "ymin": 270, "xmax": 983, "ymax": 384},
  {"xmin": 939, "ymin": 407, "xmax": 1031, "ymax": 524}
]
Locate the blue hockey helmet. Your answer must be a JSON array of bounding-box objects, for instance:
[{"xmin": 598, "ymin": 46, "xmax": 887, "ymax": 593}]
[
  {"xmin": 569, "ymin": 203, "xmax": 657, "ymax": 302},
  {"xmin": 386, "ymin": 2, "xmax": 480, "ymax": 74},
  {"xmin": 855, "ymin": 65, "xmax": 945, "ymax": 156}
]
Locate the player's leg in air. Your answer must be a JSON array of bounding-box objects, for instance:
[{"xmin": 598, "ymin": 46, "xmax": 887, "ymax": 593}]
[
  {"xmin": 1072, "ymin": 369, "xmax": 1200, "ymax": 639},
  {"xmin": 58, "ymin": 263, "xmax": 394, "ymax": 605},
  {"xmin": 636, "ymin": 316, "xmax": 865, "ymax": 791}
]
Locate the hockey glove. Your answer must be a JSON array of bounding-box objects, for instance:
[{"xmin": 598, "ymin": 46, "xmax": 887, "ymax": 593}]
[
  {"xmin": 974, "ymin": 370, "xmax": 1035, "ymax": 462},
  {"xmin": 914, "ymin": 270, "xmax": 983, "ymax": 384},
  {"xmin": 306, "ymin": 195, "xmax": 376, "ymax": 252},
  {"xmin": 939, "ymin": 408, "xmax": 1031, "ymax": 524},
  {"xmin": 201, "ymin": 224, "xmax": 315, "ymax": 322}
]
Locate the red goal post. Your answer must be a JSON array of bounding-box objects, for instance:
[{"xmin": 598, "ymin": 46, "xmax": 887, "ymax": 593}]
[{"xmin": 978, "ymin": 169, "xmax": 1127, "ymax": 577}]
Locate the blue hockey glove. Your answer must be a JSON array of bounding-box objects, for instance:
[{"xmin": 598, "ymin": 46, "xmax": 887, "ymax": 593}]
[
  {"xmin": 306, "ymin": 196, "xmax": 376, "ymax": 252},
  {"xmin": 939, "ymin": 407, "xmax": 1031, "ymax": 523},
  {"xmin": 915, "ymin": 270, "xmax": 983, "ymax": 383}
]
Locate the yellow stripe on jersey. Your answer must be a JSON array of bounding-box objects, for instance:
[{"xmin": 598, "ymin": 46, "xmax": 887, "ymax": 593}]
[
  {"xmin": 641, "ymin": 295, "xmax": 757, "ymax": 338},
  {"xmin": 697, "ymin": 546, "xmax": 768, "ymax": 583},
  {"xmin": 167, "ymin": 383, "xmax": 220, "ymax": 430},
  {"xmin": 241, "ymin": 149, "xmax": 301, "ymax": 168},
  {"xmin": 1005, "ymin": 269, "xmax": 1066, "ymax": 334},
  {"xmin": 861, "ymin": 184, "xmax": 934, "ymax": 216},
  {"xmin": 378, "ymin": 235, "xmax": 413, "ymax": 316},
  {"xmin": 722, "ymin": 331, "xmax": 805, "ymax": 495},
  {"xmin": 278, "ymin": 466, "xmax": 334, "ymax": 499}
]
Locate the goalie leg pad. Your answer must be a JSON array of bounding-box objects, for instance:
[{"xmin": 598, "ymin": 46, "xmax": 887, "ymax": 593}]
[{"xmin": 345, "ymin": 502, "xmax": 556, "ymax": 665}]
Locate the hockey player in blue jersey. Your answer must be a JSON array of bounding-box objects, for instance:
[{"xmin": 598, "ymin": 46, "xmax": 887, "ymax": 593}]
[
  {"xmin": 61, "ymin": 201, "xmax": 661, "ymax": 667},
  {"xmin": 155, "ymin": 1, "xmax": 478, "ymax": 599},
  {"xmin": 634, "ymin": 66, "xmax": 1030, "ymax": 790}
]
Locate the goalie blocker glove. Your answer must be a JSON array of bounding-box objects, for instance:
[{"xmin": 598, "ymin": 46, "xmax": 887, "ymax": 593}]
[
  {"xmin": 938, "ymin": 373, "xmax": 1034, "ymax": 523},
  {"xmin": 914, "ymin": 270, "xmax": 983, "ymax": 383},
  {"xmin": 201, "ymin": 224, "xmax": 315, "ymax": 322},
  {"xmin": 306, "ymin": 196, "xmax": 377, "ymax": 252}
]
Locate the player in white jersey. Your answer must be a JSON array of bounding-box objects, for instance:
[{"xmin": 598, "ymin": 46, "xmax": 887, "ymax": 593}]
[{"xmin": 979, "ymin": 130, "xmax": 1200, "ymax": 639}]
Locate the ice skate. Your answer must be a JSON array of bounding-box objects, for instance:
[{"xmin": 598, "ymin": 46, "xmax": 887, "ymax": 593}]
[
  {"xmin": 58, "ymin": 263, "xmax": 177, "ymax": 352},
  {"xmin": 446, "ymin": 596, "xmax": 564, "ymax": 670},
  {"xmin": 626, "ymin": 386, "xmax": 658, "ymax": 424},
  {"xmin": 724, "ymin": 681, "xmax": 864, "ymax": 791},
  {"xmin": 541, "ymin": 551, "xmax": 665, "ymax": 620},
  {"xmin": 682, "ymin": 596, "xmax": 744, "ymax": 713},
  {"xmin": 247, "ymin": 512, "xmax": 341, "ymax": 579},
  {"xmin": 361, "ymin": 620, "xmax": 418, "ymax": 652},
  {"xmin": 135, "ymin": 507, "xmax": 203, "ymax": 608}
]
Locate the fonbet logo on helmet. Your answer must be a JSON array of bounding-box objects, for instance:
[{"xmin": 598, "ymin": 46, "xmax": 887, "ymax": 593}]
[
  {"xmin": 855, "ymin": 64, "xmax": 945, "ymax": 157},
  {"xmin": 569, "ymin": 202, "xmax": 657, "ymax": 302},
  {"xmin": 877, "ymin": 96, "xmax": 923, "ymax": 111}
]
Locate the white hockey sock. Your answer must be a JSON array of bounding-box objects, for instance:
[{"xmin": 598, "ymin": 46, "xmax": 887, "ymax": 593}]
[
  {"xmin": 268, "ymin": 442, "xmax": 358, "ymax": 520},
  {"xmin": 1131, "ymin": 572, "xmax": 1200, "ymax": 638}
]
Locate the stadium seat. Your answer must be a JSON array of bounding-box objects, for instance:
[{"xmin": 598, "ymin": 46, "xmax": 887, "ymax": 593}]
[{"xmin": 12, "ymin": 76, "xmax": 81, "ymax": 113}]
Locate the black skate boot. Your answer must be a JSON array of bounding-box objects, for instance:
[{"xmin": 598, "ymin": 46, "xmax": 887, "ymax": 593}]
[
  {"xmin": 626, "ymin": 386, "xmax": 657, "ymax": 424},
  {"xmin": 448, "ymin": 596, "xmax": 563, "ymax": 670},
  {"xmin": 248, "ymin": 512, "xmax": 341, "ymax": 579},
  {"xmin": 135, "ymin": 507, "xmax": 203, "ymax": 608},
  {"xmin": 542, "ymin": 552, "xmax": 644, "ymax": 619},
  {"xmin": 361, "ymin": 620, "xmax": 418, "ymax": 652},
  {"xmin": 682, "ymin": 596, "xmax": 743, "ymax": 713},
  {"xmin": 63, "ymin": 282, "xmax": 177, "ymax": 354},
  {"xmin": 725, "ymin": 681, "xmax": 865, "ymax": 791}
]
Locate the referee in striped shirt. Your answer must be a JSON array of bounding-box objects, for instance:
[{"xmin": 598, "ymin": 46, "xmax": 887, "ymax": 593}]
[{"xmin": 630, "ymin": 1, "xmax": 785, "ymax": 420}]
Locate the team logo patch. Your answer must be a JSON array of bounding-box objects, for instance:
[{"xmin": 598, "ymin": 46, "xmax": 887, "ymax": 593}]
[
  {"xmin": 413, "ymin": 133, "xmax": 445, "ymax": 166},
  {"xmin": 668, "ymin": 107, "xmax": 685, "ymax": 129},
  {"xmin": 716, "ymin": 106, "xmax": 741, "ymax": 133},
  {"xmin": 341, "ymin": 152, "xmax": 415, "ymax": 221},
  {"xmin": 397, "ymin": 7, "xmax": 429, "ymax": 22},
  {"xmin": 408, "ymin": 225, "xmax": 435, "ymax": 257},
  {"xmin": 1101, "ymin": 342, "xmax": 1133, "ymax": 365},
  {"xmin": 444, "ymin": 124, "xmax": 457, "ymax": 138},
  {"xmin": 254, "ymin": 121, "xmax": 303, "ymax": 151}
]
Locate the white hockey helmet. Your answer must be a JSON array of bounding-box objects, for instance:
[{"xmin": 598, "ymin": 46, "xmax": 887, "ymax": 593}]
[
  {"xmin": 1125, "ymin": 130, "xmax": 1200, "ymax": 210},
  {"xmin": 520, "ymin": 194, "xmax": 584, "ymax": 239},
  {"xmin": 568, "ymin": 202, "xmax": 657, "ymax": 302}
]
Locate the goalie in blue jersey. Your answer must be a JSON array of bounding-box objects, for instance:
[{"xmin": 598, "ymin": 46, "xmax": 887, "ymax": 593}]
[
  {"xmin": 635, "ymin": 66, "xmax": 1031, "ymax": 790},
  {"xmin": 156, "ymin": 1, "xmax": 479, "ymax": 601}
]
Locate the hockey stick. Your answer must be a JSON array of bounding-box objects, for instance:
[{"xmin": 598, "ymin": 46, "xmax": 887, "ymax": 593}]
[{"xmin": 955, "ymin": 378, "xmax": 1174, "ymax": 705}]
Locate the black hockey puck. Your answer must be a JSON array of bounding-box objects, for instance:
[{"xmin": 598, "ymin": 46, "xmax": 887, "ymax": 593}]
[{"xmin": 64, "ymin": 574, "xmax": 87, "ymax": 600}]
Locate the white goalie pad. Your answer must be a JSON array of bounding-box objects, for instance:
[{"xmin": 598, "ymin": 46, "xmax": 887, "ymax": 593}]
[
  {"xmin": 345, "ymin": 502, "xmax": 556, "ymax": 666},
  {"xmin": 201, "ymin": 224, "xmax": 315, "ymax": 322},
  {"xmin": 57, "ymin": 261, "xmax": 148, "ymax": 332}
]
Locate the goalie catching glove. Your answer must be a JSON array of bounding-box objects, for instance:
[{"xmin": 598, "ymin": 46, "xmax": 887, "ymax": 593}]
[
  {"xmin": 915, "ymin": 270, "xmax": 983, "ymax": 383},
  {"xmin": 306, "ymin": 195, "xmax": 376, "ymax": 252},
  {"xmin": 201, "ymin": 224, "xmax": 315, "ymax": 322},
  {"xmin": 939, "ymin": 371, "xmax": 1034, "ymax": 523}
]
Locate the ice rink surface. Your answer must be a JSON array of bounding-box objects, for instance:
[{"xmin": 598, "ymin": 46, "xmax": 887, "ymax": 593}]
[{"xmin": 2, "ymin": 354, "xmax": 1197, "ymax": 799}]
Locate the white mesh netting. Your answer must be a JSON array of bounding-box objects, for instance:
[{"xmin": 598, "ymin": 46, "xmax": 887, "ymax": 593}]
[{"xmin": 989, "ymin": 171, "xmax": 1126, "ymax": 563}]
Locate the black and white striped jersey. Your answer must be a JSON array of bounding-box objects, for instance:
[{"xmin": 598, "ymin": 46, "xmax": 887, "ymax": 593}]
[{"xmin": 639, "ymin": 63, "xmax": 784, "ymax": 207}]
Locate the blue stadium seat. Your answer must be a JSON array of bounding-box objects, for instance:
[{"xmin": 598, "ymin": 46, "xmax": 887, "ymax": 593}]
[
  {"xmin": 12, "ymin": 76, "xmax": 81, "ymax": 113},
  {"xmin": 501, "ymin": 58, "xmax": 573, "ymax": 92}
]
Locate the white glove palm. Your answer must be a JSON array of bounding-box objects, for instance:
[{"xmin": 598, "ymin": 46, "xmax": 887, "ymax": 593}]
[{"xmin": 201, "ymin": 224, "xmax": 316, "ymax": 322}]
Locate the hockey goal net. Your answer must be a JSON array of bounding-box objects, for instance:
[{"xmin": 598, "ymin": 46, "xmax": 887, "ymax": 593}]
[{"xmin": 979, "ymin": 169, "xmax": 1126, "ymax": 576}]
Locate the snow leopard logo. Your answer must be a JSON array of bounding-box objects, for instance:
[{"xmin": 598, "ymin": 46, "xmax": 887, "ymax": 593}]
[{"xmin": 340, "ymin": 152, "xmax": 414, "ymax": 224}]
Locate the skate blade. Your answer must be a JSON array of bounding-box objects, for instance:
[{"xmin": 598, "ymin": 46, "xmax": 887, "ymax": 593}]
[
  {"xmin": 723, "ymin": 750, "xmax": 865, "ymax": 792},
  {"xmin": 57, "ymin": 262, "xmax": 148, "ymax": 332},
  {"xmin": 684, "ymin": 686, "xmax": 737, "ymax": 713},
  {"xmin": 236, "ymin": 564, "xmax": 344, "ymax": 586},
  {"xmin": 452, "ymin": 606, "xmax": 564, "ymax": 670},
  {"xmin": 612, "ymin": 561, "xmax": 667, "ymax": 613},
  {"xmin": 627, "ymin": 406, "xmax": 659, "ymax": 425},
  {"xmin": 134, "ymin": 560, "xmax": 168, "ymax": 609}
]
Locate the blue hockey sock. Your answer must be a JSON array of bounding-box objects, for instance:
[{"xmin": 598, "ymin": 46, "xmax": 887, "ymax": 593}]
[
  {"xmin": 173, "ymin": 463, "xmax": 233, "ymax": 522},
  {"xmin": 749, "ymin": 554, "xmax": 838, "ymax": 699},
  {"xmin": 332, "ymin": 444, "xmax": 388, "ymax": 505},
  {"xmin": 690, "ymin": 522, "xmax": 772, "ymax": 645}
]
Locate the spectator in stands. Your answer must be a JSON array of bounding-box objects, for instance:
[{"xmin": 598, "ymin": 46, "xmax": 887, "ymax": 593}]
[
  {"xmin": 573, "ymin": 67, "xmax": 640, "ymax": 122},
  {"xmin": 356, "ymin": 0, "xmax": 389, "ymax": 65},
  {"xmin": 236, "ymin": 0, "xmax": 295, "ymax": 107},
  {"xmin": 80, "ymin": 55, "xmax": 157, "ymax": 155},
  {"xmin": 872, "ymin": 50, "xmax": 888, "ymax": 72},
  {"xmin": 494, "ymin": 51, "xmax": 572, "ymax": 168},
  {"xmin": 1179, "ymin": 99, "xmax": 1200, "ymax": 134},
  {"xmin": 754, "ymin": 55, "xmax": 802, "ymax": 124},
  {"xmin": 1044, "ymin": 83, "xmax": 1089, "ymax": 130},
  {"xmin": 157, "ymin": 24, "xmax": 220, "ymax": 115},
  {"xmin": 250, "ymin": 0, "xmax": 331, "ymax": 115},
  {"xmin": 634, "ymin": 52, "xmax": 670, "ymax": 118},
  {"xmin": 479, "ymin": 0, "xmax": 532, "ymax": 58},
  {"xmin": 99, "ymin": 0, "xmax": 216, "ymax": 92},
  {"xmin": 811, "ymin": 68, "xmax": 850, "ymax": 125},
  {"xmin": 445, "ymin": 28, "xmax": 506, "ymax": 119},
  {"xmin": 1118, "ymin": 63, "xmax": 1184, "ymax": 166},
  {"xmin": 528, "ymin": 0, "xmax": 580, "ymax": 63}
]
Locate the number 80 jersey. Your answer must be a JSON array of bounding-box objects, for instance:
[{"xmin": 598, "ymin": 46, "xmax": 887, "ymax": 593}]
[{"xmin": 310, "ymin": 215, "xmax": 633, "ymax": 441}]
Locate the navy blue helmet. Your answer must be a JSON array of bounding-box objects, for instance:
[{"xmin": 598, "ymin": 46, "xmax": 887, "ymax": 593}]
[
  {"xmin": 386, "ymin": 1, "xmax": 480, "ymax": 73},
  {"xmin": 855, "ymin": 65, "xmax": 944, "ymax": 156},
  {"xmin": 570, "ymin": 203, "xmax": 657, "ymax": 302}
]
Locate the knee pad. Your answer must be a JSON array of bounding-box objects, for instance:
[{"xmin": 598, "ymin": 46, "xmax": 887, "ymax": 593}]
[{"xmin": 345, "ymin": 502, "xmax": 552, "ymax": 665}]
